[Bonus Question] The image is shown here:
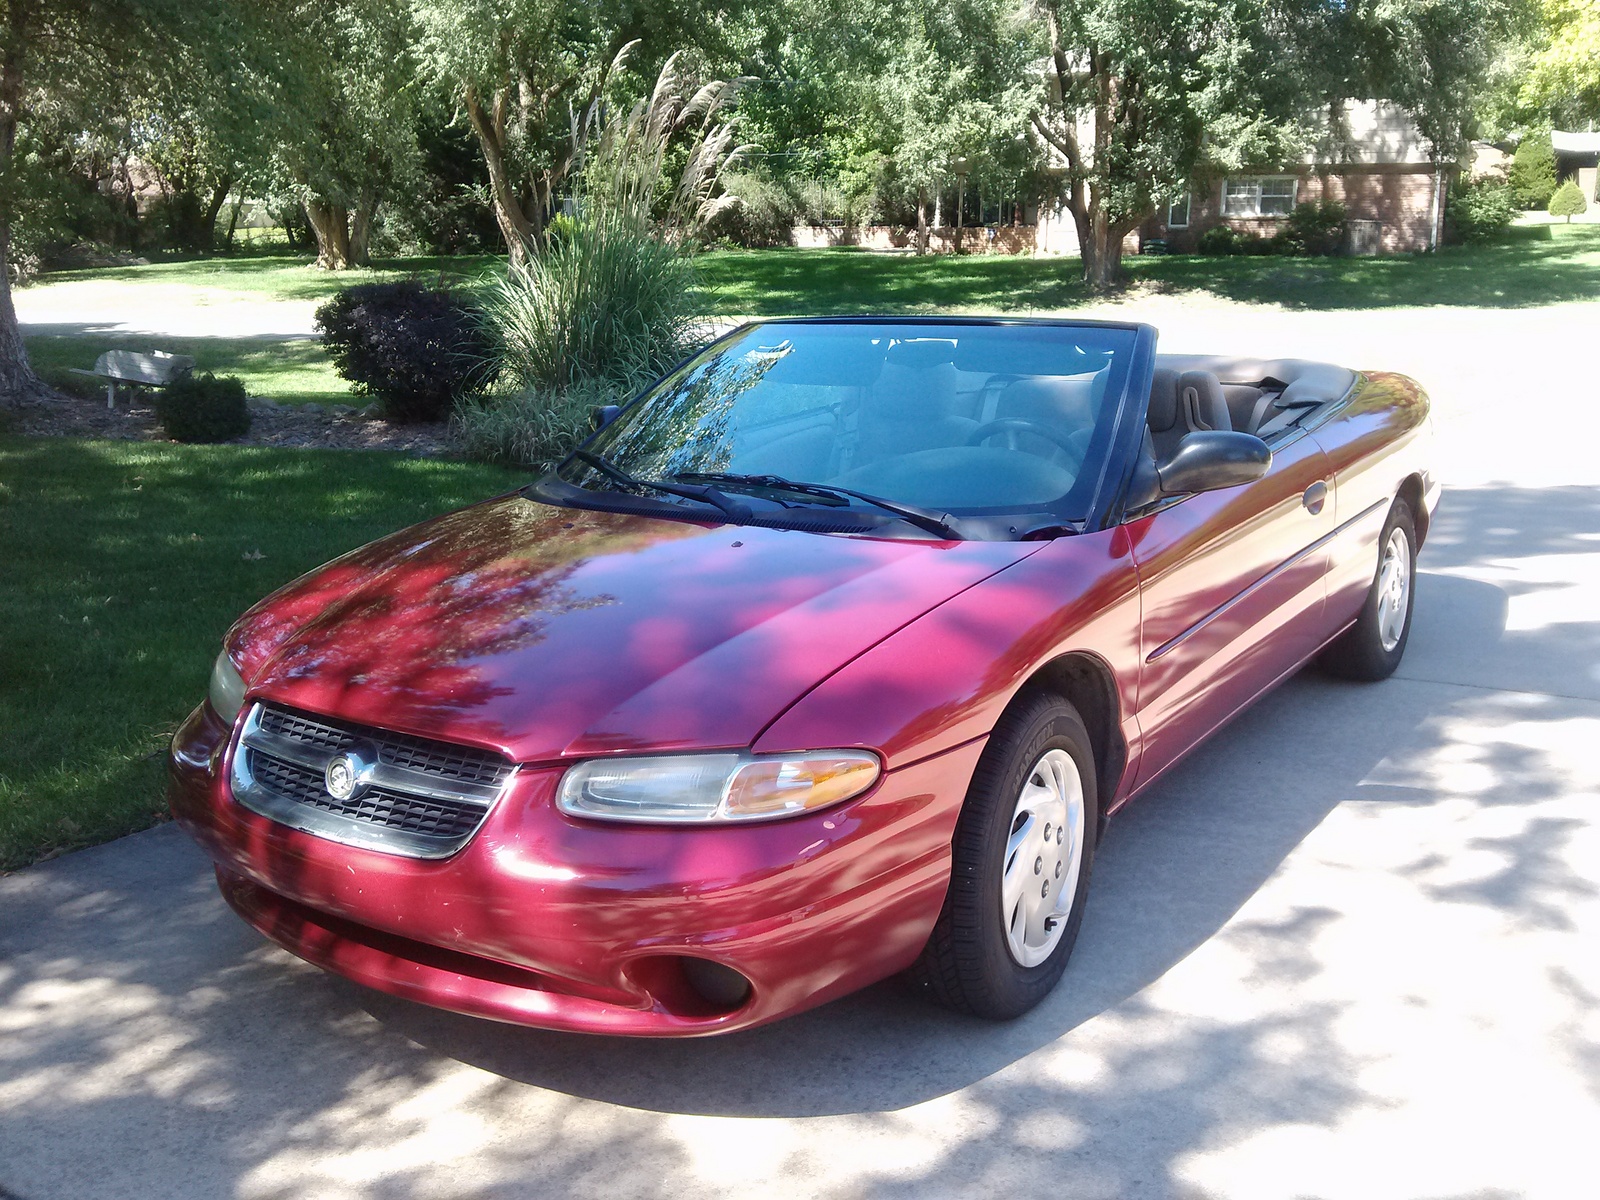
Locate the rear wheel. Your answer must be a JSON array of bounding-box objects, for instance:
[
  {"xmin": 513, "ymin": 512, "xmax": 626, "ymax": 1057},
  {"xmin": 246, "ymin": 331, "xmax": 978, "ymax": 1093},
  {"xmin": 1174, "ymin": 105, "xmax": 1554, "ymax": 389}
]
[
  {"xmin": 1320, "ymin": 501, "xmax": 1416, "ymax": 681},
  {"xmin": 908, "ymin": 692, "xmax": 1098, "ymax": 1019}
]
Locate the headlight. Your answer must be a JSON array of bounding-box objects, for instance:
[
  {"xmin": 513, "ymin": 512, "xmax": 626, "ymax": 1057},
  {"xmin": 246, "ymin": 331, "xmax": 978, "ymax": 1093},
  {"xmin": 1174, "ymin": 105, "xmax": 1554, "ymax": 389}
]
[
  {"xmin": 557, "ymin": 751, "xmax": 881, "ymax": 824},
  {"xmin": 207, "ymin": 651, "xmax": 247, "ymax": 725}
]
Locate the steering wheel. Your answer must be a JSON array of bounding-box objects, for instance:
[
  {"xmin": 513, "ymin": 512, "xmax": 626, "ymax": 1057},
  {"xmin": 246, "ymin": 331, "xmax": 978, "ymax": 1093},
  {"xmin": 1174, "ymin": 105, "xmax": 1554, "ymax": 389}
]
[{"xmin": 966, "ymin": 418, "xmax": 1085, "ymax": 470}]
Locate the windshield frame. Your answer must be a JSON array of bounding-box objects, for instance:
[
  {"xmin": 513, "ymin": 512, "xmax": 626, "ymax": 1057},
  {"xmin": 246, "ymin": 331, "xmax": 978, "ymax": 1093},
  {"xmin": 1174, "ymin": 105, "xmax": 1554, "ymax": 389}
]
[{"xmin": 533, "ymin": 316, "xmax": 1159, "ymax": 541}]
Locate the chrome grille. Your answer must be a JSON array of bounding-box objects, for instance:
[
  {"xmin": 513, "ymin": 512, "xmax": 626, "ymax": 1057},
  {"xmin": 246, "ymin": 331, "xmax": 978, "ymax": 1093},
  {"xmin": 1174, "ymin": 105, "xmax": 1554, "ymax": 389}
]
[
  {"xmin": 230, "ymin": 702, "xmax": 515, "ymax": 859},
  {"xmin": 254, "ymin": 707, "xmax": 513, "ymax": 787}
]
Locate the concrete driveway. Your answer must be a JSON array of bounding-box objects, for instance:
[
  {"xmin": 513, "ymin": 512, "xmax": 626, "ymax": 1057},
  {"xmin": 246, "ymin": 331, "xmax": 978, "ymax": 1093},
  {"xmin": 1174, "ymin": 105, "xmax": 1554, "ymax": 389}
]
[{"xmin": 3, "ymin": 302, "xmax": 1597, "ymax": 1200}]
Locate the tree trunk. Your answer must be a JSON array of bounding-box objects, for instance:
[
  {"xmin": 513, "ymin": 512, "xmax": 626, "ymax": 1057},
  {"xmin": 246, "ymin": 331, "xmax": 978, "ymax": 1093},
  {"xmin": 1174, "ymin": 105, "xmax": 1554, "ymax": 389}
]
[
  {"xmin": 349, "ymin": 193, "xmax": 378, "ymax": 267},
  {"xmin": 957, "ymin": 178, "xmax": 967, "ymax": 253},
  {"xmin": 198, "ymin": 175, "xmax": 233, "ymax": 253},
  {"xmin": 0, "ymin": 225, "xmax": 46, "ymax": 406},
  {"xmin": 0, "ymin": 5, "xmax": 45, "ymax": 407},
  {"xmin": 224, "ymin": 191, "xmax": 244, "ymax": 250},
  {"xmin": 1076, "ymin": 206, "xmax": 1135, "ymax": 293},
  {"xmin": 916, "ymin": 187, "xmax": 929, "ymax": 255},
  {"xmin": 465, "ymin": 86, "xmax": 534, "ymax": 268},
  {"xmin": 304, "ymin": 200, "xmax": 354, "ymax": 270}
]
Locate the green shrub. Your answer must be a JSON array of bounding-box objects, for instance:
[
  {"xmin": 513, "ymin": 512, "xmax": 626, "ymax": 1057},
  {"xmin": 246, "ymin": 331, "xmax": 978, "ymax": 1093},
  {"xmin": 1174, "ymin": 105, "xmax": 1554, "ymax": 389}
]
[
  {"xmin": 1239, "ymin": 230, "xmax": 1275, "ymax": 255},
  {"xmin": 1197, "ymin": 224, "xmax": 1244, "ymax": 255},
  {"xmin": 1508, "ymin": 133, "xmax": 1557, "ymax": 210},
  {"xmin": 481, "ymin": 213, "xmax": 705, "ymax": 394},
  {"xmin": 153, "ymin": 373, "xmax": 251, "ymax": 443},
  {"xmin": 1549, "ymin": 180, "xmax": 1588, "ymax": 222},
  {"xmin": 544, "ymin": 212, "xmax": 579, "ymax": 246},
  {"xmin": 1276, "ymin": 200, "xmax": 1348, "ymax": 256},
  {"xmin": 705, "ymin": 172, "xmax": 803, "ymax": 247},
  {"xmin": 315, "ymin": 281, "xmax": 492, "ymax": 423},
  {"xmin": 454, "ymin": 378, "xmax": 628, "ymax": 469},
  {"xmin": 1447, "ymin": 180, "xmax": 1518, "ymax": 243}
]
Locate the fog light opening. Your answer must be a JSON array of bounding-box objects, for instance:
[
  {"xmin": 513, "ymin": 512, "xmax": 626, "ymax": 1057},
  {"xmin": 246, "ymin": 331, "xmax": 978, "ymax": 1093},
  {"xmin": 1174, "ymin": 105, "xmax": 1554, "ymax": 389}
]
[{"xmin": 679, "ymin": 957, "xmax": 752, "ymax": 1011}]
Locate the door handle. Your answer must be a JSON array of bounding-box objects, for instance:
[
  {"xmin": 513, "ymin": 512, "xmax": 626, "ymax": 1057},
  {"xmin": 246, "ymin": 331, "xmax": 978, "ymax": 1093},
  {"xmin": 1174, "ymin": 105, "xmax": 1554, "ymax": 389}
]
[{"xmin": 1303, "ymin": 480, "xmax": 1328, "ymax": 515}]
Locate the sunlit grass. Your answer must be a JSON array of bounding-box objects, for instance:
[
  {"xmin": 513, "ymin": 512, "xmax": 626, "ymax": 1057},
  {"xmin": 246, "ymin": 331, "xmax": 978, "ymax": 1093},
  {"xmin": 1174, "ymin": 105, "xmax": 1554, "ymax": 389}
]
[
  {"xmin": 18, "ymin": 228, "xmax": 1600, "ymax": 413},
  {"xmin": 0, "ymin": 436, "xmax": 522, "ymax": 870},
  {"xmin": 31, "ymin": 253, "xmax": 502, "ymax": 302},
  {"xmin": 697, "ymin": 224, "xmax": 1600, "ymax": 315},
  {"xmin": 25, "ymin": 333, "xmax": 350, "ymax": 406}
]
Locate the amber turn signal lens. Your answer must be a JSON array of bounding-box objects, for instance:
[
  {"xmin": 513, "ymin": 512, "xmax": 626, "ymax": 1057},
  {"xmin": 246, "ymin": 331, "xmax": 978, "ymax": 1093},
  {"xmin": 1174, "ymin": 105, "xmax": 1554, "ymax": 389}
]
[
  {"xmin": 723, "ymin": 754, "xmax": 881, "ymax": 818},
  {"xmin": 558, "ymin": 750, "xmax": 881, "ymax": 824}
]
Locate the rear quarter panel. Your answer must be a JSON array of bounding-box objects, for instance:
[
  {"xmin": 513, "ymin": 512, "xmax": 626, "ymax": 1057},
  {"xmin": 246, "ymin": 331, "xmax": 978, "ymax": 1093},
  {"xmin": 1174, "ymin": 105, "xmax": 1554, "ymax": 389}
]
[{"xmin": 1309, "ymin": 372, "xmax": 1436, "ymax": 629}]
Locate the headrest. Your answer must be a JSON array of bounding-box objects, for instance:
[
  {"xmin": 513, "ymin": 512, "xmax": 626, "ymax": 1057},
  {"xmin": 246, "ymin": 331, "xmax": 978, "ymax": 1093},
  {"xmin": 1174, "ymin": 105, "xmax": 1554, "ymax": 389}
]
[
  {"xmin": 1147, "ymin": 368, "xmax": 1180, "ymax": 432},
  {"xmin": 997, "ymin": 376, "xmax": 1095, "ymax": 426},
  {"xmin": 1177, "ymin": 370, "xmax": 1230, "ymax": 433},
  {"xmin": 885, "ymin": 338, "xmax": 957, "ymax": 369}
]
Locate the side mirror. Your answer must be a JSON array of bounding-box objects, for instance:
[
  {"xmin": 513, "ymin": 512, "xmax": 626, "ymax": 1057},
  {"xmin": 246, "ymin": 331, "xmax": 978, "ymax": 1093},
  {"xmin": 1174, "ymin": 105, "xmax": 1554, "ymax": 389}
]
[
  {"xmin": 590, "ymin": 404, "xmax": 622, "ymax": 432},
  {"xmin": 1157, "ymin": 431, "xmax": 1272, "ymax": 496}
]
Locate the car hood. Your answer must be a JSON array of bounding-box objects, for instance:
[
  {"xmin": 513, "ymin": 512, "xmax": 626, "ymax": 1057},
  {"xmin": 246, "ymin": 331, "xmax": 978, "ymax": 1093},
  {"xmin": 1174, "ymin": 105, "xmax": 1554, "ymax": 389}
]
[{"xmin": 229, "ymin": 495, "xmax": 1042, "ymax": 762}]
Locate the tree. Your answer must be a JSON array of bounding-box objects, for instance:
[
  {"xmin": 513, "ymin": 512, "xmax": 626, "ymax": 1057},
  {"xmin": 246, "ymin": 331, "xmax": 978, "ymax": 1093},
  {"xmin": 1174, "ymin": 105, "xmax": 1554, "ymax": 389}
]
[
  {"xmin": 1509, "ymin": 131, "xmax": 1559, "ymax": 207},
  {"xmin": 2, "ymin": 0, "xmax": 228, "ymax": 404},
  {"xmin": 272, "ymin": 0, "xmax": 421, "ymax": 268},
  {"xmin": 1522, "ymin": 0, "xmax": 1600, "ymax": 129},
  {"xmin": 1029, "ymin": 0, "xmax": 1311, "ymax": 290},
  {"xmin": 878, "ymin": 26, "xmax": 988, "ymax": 253},
  {"xmin": 410, "ymin": 0, "xmax": 724, "ymax": 267},
  {"xmin": 1549, "ymin": 177, "xmax": 1588, "ymax": 219},
  {"xmin": 1026, "ymin": 0, "xmax": 1526, "ymax": 288}
]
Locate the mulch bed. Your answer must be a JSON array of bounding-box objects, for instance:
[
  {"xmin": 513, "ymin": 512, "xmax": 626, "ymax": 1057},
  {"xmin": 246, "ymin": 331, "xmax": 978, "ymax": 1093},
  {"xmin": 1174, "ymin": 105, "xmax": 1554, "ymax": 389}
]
[{"xmin": 7, "ymin": 389, "xmax": 455, "ymax": 456}]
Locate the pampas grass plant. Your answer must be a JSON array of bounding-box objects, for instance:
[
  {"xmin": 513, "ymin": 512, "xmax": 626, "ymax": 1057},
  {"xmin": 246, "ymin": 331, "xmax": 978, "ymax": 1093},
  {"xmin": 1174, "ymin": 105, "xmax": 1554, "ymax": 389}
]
[{"xmin": 463, "ymin": 51, "xmax": 748, "ymax": 470}]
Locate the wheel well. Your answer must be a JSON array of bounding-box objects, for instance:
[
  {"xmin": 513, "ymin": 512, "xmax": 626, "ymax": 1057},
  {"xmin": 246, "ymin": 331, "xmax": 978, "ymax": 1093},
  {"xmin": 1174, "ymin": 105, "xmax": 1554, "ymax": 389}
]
[
  {"xmin": 1016, "ymin": 653, "xmax": 1125, "ymax": 820},
  {"xmin": 1399, "ymin": 474, "xmax": 1428, "ymax": 546}
]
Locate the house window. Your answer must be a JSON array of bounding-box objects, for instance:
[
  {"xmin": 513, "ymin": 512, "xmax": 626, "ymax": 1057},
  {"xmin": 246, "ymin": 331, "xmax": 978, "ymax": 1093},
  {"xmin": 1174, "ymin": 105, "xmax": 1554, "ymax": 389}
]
[
  {"xmin": 1223, "ymin": 176, "xmax": 1298, "ymax": 217},
  {"xmin": 1166, "ymin": 194, "xmax": 1192, "ymax": 228}
]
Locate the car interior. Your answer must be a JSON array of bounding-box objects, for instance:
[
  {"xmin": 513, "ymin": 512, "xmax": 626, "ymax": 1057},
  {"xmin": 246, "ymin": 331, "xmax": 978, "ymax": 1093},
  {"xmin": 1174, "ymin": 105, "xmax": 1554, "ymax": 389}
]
[
  {"xmin": 1132, "ymin": 355, "xmax": 1359, "ymax": 488},
  {"xmin": 1149, "ymin": 355, "xmax": 1358, "ymax": 442},
  {"xmin": 718, "ymin": 333, "xmax": 1119, "ymax": 510},
  {"xmin": 602, "ymin": 332, "xmax": 1361, "ymax": 516}
]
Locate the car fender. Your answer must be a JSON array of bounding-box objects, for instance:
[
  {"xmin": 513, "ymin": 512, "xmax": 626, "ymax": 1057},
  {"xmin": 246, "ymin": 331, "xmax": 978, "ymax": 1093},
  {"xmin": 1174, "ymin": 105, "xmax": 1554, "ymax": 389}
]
[{"xmin": 753, "ymin": 525, "xmax": 1144, "ymax": 798}]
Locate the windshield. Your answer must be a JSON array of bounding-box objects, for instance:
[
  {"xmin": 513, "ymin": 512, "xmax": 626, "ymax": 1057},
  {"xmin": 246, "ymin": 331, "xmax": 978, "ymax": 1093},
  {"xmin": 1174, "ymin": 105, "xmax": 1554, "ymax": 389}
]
[{"xmin": 556, "ymin": 321, "xmax": 1137, "ymax": 533}]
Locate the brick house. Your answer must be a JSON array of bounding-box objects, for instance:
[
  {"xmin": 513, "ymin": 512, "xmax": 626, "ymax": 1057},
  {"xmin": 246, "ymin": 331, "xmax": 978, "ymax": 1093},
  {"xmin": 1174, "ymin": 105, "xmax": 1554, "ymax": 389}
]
[
  {"xmin": 1141, "ymin": 101, "xmax": 1447, "ymax": 254},
  {"xmin": 1552, "ymin": 130, "xmax": 1600, "ymax": 204}
]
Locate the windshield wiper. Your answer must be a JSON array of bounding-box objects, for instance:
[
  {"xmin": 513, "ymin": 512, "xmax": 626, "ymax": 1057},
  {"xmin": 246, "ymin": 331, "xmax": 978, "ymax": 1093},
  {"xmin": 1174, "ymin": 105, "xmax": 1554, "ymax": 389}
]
[
  {"xmin": 673, "ymin": 471, "xmax": 965, "ymax": 540},
  {"xmin": 569, "ymin": 450, "xmax": 750, "ymax": 523}
]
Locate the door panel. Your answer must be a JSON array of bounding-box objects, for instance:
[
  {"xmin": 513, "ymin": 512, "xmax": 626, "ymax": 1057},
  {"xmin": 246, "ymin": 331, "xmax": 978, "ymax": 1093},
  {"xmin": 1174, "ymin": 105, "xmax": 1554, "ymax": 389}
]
[
  {"xmin": 1128, "ymin": 431, "xmax": 1333, "ymax": 788},
  {"xmin": 1312, "ymin": 375, "xmax": 1433, "ymax": 629}
]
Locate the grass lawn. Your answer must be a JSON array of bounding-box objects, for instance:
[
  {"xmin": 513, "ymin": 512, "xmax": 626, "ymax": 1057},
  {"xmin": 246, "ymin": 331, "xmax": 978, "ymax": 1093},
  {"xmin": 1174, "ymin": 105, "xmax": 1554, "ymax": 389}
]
[
  {"xmin": 16, "ymin": 225, "xmax": 1598, "ymax": 408},
  {"xmin": 19, "ymin": 253, "xmax": 502, "ymax": 407},
  {"xmin": 26, "ymin": 333, "xmax": 351, "ymax": 407},
  {"xmin": 31, "ymin": 252, "xmax": 501, "ymax": 302},
  {"xmin": 0, "ymin": 434, "xmax": 522, "ymax": 871},
  {"xmin": 697, "ymin": 223, "xmax": 1600, "ymax": 315}
]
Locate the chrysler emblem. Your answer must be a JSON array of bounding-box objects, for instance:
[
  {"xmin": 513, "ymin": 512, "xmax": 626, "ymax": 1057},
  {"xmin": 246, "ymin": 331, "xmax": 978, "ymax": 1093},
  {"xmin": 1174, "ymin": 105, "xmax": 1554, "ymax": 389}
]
[{"xmin": 324, "ymin": 752, "xmax": 364, "ymax": 801}]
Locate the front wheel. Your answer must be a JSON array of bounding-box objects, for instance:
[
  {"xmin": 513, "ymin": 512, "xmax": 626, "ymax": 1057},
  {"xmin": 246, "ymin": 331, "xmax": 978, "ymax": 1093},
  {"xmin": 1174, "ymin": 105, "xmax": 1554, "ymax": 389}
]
[
  {"xmin": 1320, "ymin": 501, "xmax": 1417, "ymax": 681},
  {"xmin": 908, "ymin": 692, "xmax": 1098, "ymax": 1019}
]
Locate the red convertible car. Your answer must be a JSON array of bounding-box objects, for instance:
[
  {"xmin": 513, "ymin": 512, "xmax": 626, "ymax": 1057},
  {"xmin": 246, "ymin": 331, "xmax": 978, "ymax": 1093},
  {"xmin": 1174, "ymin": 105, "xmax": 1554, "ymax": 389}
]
[{"xmin": 170, "ymin": 318, "xmax": 1436, "ymax": 1036}]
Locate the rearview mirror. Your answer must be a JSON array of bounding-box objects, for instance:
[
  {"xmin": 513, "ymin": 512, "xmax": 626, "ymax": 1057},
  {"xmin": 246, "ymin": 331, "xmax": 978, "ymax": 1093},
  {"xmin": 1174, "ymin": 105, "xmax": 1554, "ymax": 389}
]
[
  {"xmin": 1158, "ymin": 431, "xmax": 1272, "ymax": 496},
  {"xmin": 590, "ymin": 404, "xmax": 622, "ymax": 432}
]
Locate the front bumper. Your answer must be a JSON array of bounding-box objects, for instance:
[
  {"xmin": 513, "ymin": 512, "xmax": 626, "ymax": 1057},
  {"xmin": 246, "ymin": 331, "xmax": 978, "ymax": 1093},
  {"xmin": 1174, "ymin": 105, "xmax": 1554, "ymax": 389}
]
[{"xmin": 169, "ymin": 703, "xmax": 981, "ymax": 1036}]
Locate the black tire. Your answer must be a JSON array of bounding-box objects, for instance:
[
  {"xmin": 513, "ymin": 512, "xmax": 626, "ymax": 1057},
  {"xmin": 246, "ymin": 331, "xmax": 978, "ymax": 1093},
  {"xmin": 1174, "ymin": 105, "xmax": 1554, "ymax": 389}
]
[
  {"xmin": 1320, "ymin": 501, "xmax": 1417, "ymax": 682},
  {"xmin": 908, "ymin": 691, "xmax": 1098, "ymax": 1019}
]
